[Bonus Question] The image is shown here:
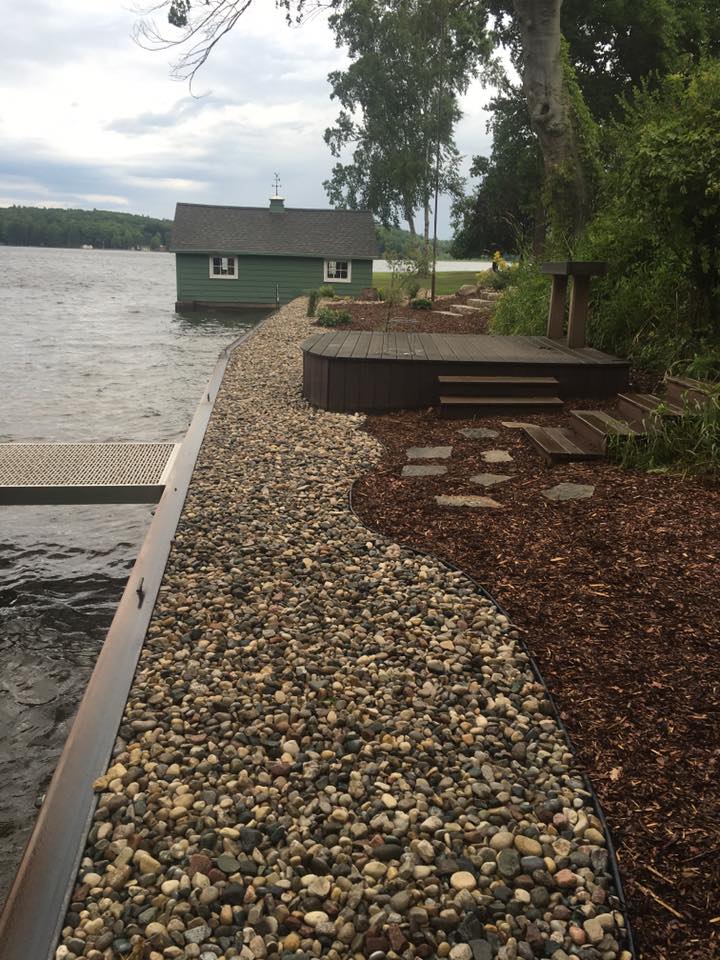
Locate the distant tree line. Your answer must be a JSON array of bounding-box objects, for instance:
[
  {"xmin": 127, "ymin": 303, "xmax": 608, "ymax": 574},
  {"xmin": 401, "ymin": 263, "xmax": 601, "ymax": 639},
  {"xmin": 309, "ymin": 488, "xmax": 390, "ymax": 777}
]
[{"xmin": 0, "ymin": 206, "xmax": 173, "ymax": 250}]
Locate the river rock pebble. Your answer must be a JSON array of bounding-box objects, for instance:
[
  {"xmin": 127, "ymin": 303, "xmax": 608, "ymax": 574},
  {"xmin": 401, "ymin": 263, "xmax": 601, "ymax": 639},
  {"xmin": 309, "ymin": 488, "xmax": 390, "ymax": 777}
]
[{"xmin": 55, "ymin": 299, "xmax": 627, "ymax": 959}]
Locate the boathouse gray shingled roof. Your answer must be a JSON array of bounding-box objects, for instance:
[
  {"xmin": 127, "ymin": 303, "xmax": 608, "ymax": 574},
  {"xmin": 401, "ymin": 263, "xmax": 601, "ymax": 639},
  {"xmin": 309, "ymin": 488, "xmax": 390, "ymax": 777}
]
[{"xmin": 171, "ymin": 202, "xmax": 378, "ymax": 258}]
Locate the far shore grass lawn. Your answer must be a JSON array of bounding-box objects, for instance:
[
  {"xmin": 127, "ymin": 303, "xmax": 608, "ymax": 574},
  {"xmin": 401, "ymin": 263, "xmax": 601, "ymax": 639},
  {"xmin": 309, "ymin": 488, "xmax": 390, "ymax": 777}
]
[{"xmin": 372, "ymin": 270, "xmax": 486, "ymax": 297}]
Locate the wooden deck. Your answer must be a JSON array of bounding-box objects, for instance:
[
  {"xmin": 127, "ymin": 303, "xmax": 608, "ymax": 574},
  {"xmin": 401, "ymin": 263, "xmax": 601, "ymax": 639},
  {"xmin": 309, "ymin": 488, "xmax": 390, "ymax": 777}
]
[{"xmin": 302, "ymin": 331, "xmax": 630, "ymax": 412}]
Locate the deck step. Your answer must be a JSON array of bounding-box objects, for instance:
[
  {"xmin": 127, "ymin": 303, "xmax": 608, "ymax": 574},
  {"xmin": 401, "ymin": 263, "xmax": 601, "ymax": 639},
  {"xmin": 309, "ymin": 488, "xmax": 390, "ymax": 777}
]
[
  {"xmin": 439, "ymin": 395, "xmax": 564, "ymax": 417},
  {"xmin": 569, "ymin": 409, "xmax": 642, "ymax": 452},
  {"xmin": 522, "ymin": 425, "xmax": 603, "ymax": 464},
  {"xmin": 664, "ymin": 375, "xmax": 715, "ymax": 409},
  {"xmin": 438, "ymin": 375, "xmax": 560, "ymax": 398},
  {"xmin": 617, "ymin": 392, "xmax": 684, "ymax": 428}
]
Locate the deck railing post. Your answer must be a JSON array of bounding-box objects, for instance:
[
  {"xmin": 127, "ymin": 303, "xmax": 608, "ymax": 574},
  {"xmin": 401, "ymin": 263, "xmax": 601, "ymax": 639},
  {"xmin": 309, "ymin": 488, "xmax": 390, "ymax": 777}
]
[
  {"xmin": 567, "ymin": 275, "xmax": 591, "ymax": 349},
  {"xmin": 547, "ymin": 275, "xmax": 568, "ymax": 339}
]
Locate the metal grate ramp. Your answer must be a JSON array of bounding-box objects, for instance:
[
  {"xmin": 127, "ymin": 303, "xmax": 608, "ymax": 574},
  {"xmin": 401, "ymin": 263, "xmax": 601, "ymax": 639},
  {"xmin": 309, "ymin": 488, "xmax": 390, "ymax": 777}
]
[{"xmin": 0, "ymin": 442, "xmax": 180, "ymax": 505}]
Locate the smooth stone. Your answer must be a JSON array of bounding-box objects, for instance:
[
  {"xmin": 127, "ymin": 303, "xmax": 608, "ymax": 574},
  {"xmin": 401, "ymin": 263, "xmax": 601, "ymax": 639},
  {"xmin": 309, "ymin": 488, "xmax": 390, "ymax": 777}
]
[
  {"xmin": 450, "ymin": 871, "xmax": 477, "ymax": 892},
  {"xmin": 435, "ymin": 495, "xmax": 502, "ymax": 509},
  {"xmin": 514, "ymin": 835, "xmax": 542, "ymax": 857},
  {"xmin": 406, "ymin": 446, "xmax": 453, "ymax": 459},
  {"xmin": 496, "ymin": 849, "xmax": 521, "ymax": 879},
  {"xmin": 216, "ymin": 854, "xmax": 241, "ymax": 873},
  {"xmin": 133, "ymin": 850, "xmax": 161, "ymax": 875},
  {"xmin": 402, "ymin": 464, "xmax": 448, "ymax": 477},
  {"xmin": 470, "ymin": 472, "xmax": 512, "ymax": 487},
  {"xmin": 184, "ymin": 923, "xmax": 211, "ymax": 944},
  {"xmin": 470, "ymin": 942, "xmax": 493, "ymax": 960},
  {"xmin": 541, "ymin": 482, "xmax": 595, "ymax": 501},
  {"xmin": 449, "ymin": 946, "xmax": 473, "ymax": 960},
  {"xmin": 458, "ymin": 428, "xmax": 499, "ymax": 439},
  {"xmin": 481, "ymin": 449, "xmax": 513, "ymax": 463},
  {"xmin": 490, "ymin": 831, "xmax": 515, "ymax": 851},
  {"xmin": 363, "ymin": 860, "xmax": 387, "ymax": 880},
  {"xmin": 303, "ymin": 911, "xmax": 329, "ymax": 927}
]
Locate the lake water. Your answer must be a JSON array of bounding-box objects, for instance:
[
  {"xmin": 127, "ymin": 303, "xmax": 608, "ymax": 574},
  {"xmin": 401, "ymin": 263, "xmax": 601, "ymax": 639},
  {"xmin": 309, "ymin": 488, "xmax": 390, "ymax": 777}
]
[{"xmin": 0, "ymin": 247, "xmax": 268, "ymax": 905}]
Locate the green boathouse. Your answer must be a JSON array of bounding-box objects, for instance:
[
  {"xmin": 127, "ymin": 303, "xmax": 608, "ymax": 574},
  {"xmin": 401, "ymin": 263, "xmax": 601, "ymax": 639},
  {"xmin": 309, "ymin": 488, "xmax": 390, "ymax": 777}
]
[{"xmin": 171, "ymin": 198, "xmax": 377, "ymax": 310}]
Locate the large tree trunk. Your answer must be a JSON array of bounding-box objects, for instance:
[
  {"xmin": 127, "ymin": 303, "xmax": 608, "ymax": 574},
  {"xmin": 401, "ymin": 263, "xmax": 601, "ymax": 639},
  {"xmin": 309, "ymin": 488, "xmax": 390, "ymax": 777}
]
[
  {"xmin": 404, "ymin": 203, "xmax": 417, "ymax": 237},
  {"xmin": 513, "ymin": 0, "xmax": 589, "ymax": 242}
]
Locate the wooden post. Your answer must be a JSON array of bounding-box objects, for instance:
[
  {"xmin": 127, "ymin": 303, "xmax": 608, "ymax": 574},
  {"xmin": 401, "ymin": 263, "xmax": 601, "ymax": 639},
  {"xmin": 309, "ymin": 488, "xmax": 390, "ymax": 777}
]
[
  {"xmin": 567, "ymin": 274, "xmax": 591, "ymax": 348},
  {"xmin": 546, "ymin": 274, "xmax": 567, "ymax": 339}
]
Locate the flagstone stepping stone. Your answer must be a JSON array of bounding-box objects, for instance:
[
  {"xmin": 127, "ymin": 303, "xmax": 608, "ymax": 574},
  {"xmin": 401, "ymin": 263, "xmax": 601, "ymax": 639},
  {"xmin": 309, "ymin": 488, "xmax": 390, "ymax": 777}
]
[
  {"xmin": 501, "ymin": 421, "xmax": 533, "ymax": 429},
  {"xmin": 470, "ymin": 473, "xmax": 512, "ymax": 487},
  {"xmin": 481, "ymin": 449, "xmax": 513, "ymax": 463},
  {"xmin": 435, "ymin": 494, "xmax": 502, "ymax": 508},
  {"xmin": 406, "ymin": 445, "xmax": 452, "ymax": 459},
  {"xmin": 458, "ymin": 427, "xmax": 499, "ymax": 439},
  {"xmin": 542, "ymin": 482, "xmax": 595, "ymax": 501},
  {"xmin": 401, "ymin": 464, "xmax": 448, "ymax": 477}
]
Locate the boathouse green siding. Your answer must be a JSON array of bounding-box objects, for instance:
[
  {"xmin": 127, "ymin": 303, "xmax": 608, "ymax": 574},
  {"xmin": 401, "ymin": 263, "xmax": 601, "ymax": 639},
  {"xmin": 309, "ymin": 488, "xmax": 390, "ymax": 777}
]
[
  {"xmin": 171, "ymin": 200, "xmax": 378, "ymax": 310},
  {"xmin": 175, "ymin": 252, "xmax": 373, "ymax": 308}
]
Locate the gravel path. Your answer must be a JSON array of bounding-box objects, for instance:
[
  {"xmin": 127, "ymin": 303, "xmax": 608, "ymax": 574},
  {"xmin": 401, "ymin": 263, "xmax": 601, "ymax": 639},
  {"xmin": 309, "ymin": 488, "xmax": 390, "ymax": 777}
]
[{"xmin": 57, "ymin": 300, "xmax": 629, "ymax": 960}]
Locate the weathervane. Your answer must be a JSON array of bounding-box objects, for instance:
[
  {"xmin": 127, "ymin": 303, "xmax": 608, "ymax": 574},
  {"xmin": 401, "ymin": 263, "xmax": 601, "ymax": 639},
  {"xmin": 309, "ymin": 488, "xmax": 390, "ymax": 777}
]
[{"xmin": 272, "ymin": 173, "xmax": 282, "ymax": 197}]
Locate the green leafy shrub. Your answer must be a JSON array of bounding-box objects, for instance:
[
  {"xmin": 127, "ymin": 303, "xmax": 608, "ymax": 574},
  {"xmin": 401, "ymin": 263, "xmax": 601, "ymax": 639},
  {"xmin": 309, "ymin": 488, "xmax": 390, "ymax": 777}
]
[
  {"xmin": 410, "ymin": 297, "xmax": 432, "ymax": 310},
  {"xmin": 317, "ymin": 284, "xmax": 336, "ymax": 298},
  {"xmin": 316, "ymin": 307, "xmax": 351, "ymax": 327},
  {"xmin": 307, "ymin": 289, "xmax": 319, "ymax": 317},
  {"xmin": 405, "ymin": 279, "xmax": 421, "ymax": 299},
  {"xmin": 492, "ymin": 60, "xmax": 720, "ymax": 377},
  {"xmin": 685, "ymin": 351, "xmax": 720, "ymax": 381},
  {"xmin": 490, "ymin": 259, "xmax": 548, "ymax": 336},
  {"xmin": 609, "ymin": 386, "xmax": 720, "ymax": 475}
]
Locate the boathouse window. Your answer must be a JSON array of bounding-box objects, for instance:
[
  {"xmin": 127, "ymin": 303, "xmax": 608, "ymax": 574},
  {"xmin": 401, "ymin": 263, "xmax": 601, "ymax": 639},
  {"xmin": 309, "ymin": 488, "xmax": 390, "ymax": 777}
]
[
  {"xmin": 209, "ymin": 255, "xmax": 237, "ymax": 279},
  {"xmin": 324, "ymin": 259, "xmax": 351, "ymax": 283}
]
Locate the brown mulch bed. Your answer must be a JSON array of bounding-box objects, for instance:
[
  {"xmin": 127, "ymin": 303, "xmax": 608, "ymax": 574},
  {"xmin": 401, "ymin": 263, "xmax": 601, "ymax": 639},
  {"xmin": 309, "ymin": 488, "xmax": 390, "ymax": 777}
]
[
  {"xmin": 312, "ymin": 296, "xmax": 492, "ymax": 334},
  {"xmin": 353, "ymin": 405, "xmax": 720, "ymax": 960}
]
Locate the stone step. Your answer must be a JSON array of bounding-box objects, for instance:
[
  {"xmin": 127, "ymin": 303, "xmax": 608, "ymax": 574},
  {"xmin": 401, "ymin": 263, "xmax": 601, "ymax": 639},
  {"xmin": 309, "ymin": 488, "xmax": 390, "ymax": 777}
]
[
  {"xmin": 466, "ymin": 298, "xmax": 497, "ymax": 307},
  {"xmin": 522, "ymin": 425, "xmax": 604, "ymax": 464},
  {"xmin": 449, "ymin": 303, "xmax": 482, "ymax": 313},
  {"xmin": 439, "ymin": 395, "xmax": 564, "ymax": 418},
  {"xmin": 664, "ymin": 375, "xmax": 715, "ymax": 410},
  {"xmin": 616, "ymin": 392, "xmax": 684, "ymax": 429},
  {"xmin": 569, "ymin": 409, "xmax": 642, "ymax": 453},
  {"xmin": 438, "ymin": 375, "xmax": 560, "ymax": 398}
]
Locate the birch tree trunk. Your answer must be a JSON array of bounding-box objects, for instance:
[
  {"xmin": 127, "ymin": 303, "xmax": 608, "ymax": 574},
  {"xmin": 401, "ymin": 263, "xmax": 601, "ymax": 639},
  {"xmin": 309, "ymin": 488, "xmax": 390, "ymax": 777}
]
[{"xmin": 513, "ymin": 0, "xmax": 589, "ymax": 241}]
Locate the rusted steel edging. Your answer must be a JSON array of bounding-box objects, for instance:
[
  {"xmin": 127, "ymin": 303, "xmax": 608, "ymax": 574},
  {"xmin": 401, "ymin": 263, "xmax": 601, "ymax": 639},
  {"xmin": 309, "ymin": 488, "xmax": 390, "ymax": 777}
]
[{"xmin": 0, "ymin": 318, "xmax": 269, "ymax": 960}]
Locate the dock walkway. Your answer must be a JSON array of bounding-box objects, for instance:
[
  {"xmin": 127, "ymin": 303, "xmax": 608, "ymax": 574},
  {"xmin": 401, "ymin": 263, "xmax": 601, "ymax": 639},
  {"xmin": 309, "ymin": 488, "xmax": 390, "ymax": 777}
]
[{"xmin": 39, "ymin": 302, "xmax": 627, "ymax": 959}]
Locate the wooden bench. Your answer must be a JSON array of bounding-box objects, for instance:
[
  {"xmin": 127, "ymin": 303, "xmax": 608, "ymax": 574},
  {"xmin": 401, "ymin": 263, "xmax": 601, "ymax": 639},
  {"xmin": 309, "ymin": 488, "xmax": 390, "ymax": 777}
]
[{"xmin": 540, "ymin": 260, "xmax": 607, "ymax": 349}]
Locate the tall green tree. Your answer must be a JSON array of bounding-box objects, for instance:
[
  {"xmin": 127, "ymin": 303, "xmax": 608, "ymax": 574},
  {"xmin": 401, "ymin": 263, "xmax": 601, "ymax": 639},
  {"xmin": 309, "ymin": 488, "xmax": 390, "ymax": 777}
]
[
  {"xmin": 455, "ymin": 0, "xmax": 720, "ymax": 254},
  {"xmin": 323, "ymin": 0, "xmax": 490, "ymax": 242}
]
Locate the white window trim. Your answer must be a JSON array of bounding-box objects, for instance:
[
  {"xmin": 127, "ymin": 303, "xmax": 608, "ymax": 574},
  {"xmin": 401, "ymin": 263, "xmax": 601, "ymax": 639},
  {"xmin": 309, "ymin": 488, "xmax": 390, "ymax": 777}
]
[
  {"xmin": 323, "ymin": 258, "xmax": 352, "ymax": 283},
  {"xmin": 209, "ymin": 254, "xmax": 239, "ymax": 280}
]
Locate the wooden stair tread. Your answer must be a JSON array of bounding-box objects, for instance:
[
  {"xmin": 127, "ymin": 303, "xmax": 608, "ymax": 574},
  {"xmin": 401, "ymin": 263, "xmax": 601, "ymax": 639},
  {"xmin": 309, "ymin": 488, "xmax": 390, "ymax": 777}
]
[
  {"xmin": 571, "ymin": 409, "xmax": 640, "ymax": 437},
  {"xmin": 439, "ymin": 395, "xmax": 564, "ymax": 406},
  {"xmin": 438, "ymin": 376, "xmax": 559, "ymax": 385},
  {"xmin": 522, "ymin": 425, "xmax": 603, "ymax": 462},
  {"xmin": 618, "ymin": 392, "xmax": 684, "ymax": 416},
  {"xmin": 665, "ymin": 375, "xmax": 707, "ymax": 391}
]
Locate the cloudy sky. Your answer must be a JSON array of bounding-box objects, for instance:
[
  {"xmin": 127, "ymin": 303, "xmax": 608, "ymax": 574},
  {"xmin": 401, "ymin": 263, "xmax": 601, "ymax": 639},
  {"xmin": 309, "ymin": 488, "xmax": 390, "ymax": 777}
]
[{"xmin": 2, "ymin": 0, "xmax": 494, "ymax": 236}]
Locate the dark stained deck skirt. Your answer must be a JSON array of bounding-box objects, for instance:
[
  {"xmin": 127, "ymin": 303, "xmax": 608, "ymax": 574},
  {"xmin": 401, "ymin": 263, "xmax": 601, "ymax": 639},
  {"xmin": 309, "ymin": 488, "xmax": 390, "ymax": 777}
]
[{"xmin": 302, "ymin": 332, "xmax": 630, "ymax": 412}]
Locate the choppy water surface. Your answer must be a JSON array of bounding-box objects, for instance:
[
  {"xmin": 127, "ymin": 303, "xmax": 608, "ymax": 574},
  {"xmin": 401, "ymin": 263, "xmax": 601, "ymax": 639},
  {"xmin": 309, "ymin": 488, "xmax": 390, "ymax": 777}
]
[{"xmin": 0, "ymin": 247, "xmax": 267, "ymax": 903}]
